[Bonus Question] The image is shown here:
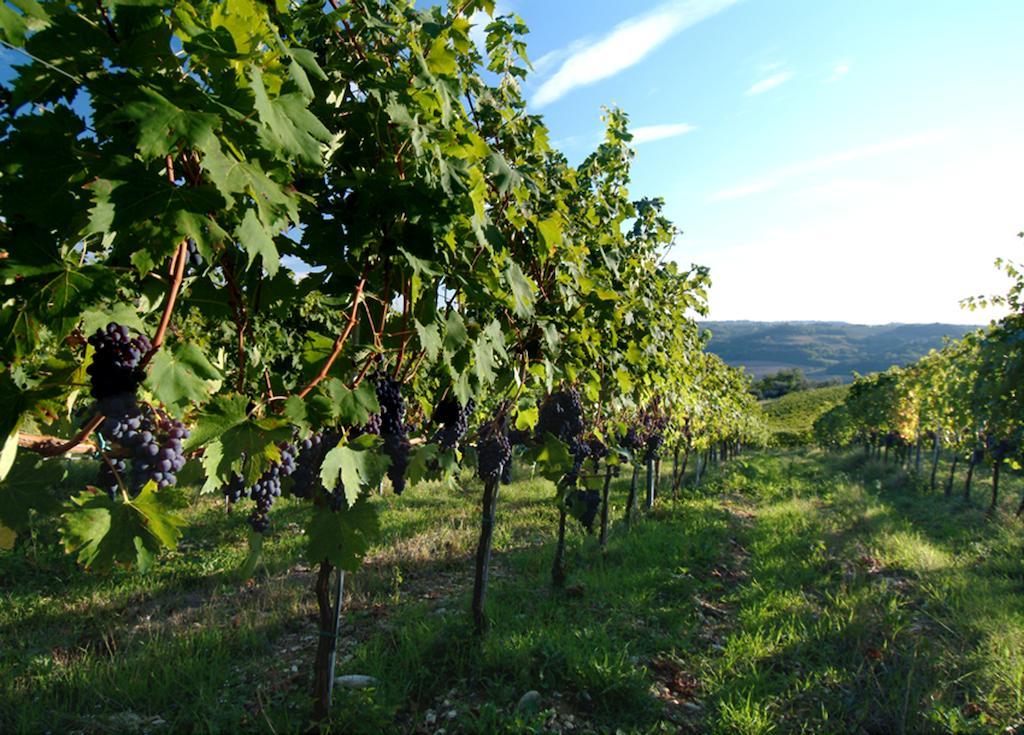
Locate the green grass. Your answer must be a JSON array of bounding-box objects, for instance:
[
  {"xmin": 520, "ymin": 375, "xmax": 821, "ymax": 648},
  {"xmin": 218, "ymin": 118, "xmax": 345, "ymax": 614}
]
[
  {"xmin": 2, "ymin": 450, "xmax": 1023, "ymax": 733},
  {"xmin": 760, "ymin": 384, "xmax": 850, "ymax": 445}
]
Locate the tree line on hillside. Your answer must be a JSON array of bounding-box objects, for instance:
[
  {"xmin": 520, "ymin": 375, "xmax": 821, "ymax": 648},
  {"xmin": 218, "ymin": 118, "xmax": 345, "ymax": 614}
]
[{"xmin": 813, "ymin": 253, "xmax": 1024, "ymax": 515}]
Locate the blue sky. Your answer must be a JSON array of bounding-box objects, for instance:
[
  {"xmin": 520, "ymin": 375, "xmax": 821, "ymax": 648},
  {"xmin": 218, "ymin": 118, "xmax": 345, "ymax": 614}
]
[
  {"xmin": 4, "ymin": 1, "xmax": 1021, "ymax": 324},
  {"xmin": 478, "ymin": 0, "xmax": 1024, "ymax": 324}
]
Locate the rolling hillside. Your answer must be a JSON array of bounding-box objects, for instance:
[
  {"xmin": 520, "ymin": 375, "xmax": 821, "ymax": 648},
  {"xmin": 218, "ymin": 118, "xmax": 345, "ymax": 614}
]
[
  {"xmin": 761, "ymin": 384, "xmax": 850, "ymax": 445},
  {"xmin": 702, "ymin": 321, "xmax": 980, "ymax": 382}
]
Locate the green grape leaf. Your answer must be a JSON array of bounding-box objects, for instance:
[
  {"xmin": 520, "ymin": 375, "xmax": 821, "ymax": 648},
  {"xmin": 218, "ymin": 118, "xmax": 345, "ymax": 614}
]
[
  {"xmin": 185, "ymin": 393, "xmax": 249, "ymax": 451},
  {"xmin": 144, "ymin": 343, "xmax": 223, "ymax": 413},
  {"xmin": 249, "ymin": 65, "xmax": 331, "ymax": 166},
  {"xmin": 218, "ymin": 419, "xmax": 292, "ymax": 485},
  {"xmin": 305, "ymin": 496, "xmax": 379, "ymax": 572},
  {"xmin": 236, "ymin": 208, "xmax": 280, "ymax": 277},
  {"xmin": 415, "ymin": 319, "xmax": 443, "ymax": 361},
  {"xmin": 319, "ymin": 379, "xmax": 380, "ymax": 426},
  {"xmin": 282, "ymin": 395, "xmax": 311, "ymax": 435},
  {"xmin": 484, "ymin": 151, "xmax": 518, "ymax": 195},
  {"xmin": 114, "ymin": 84, "xmax": 220, "ymax": 158},
  {"xmin": 237, "ymin": 530, "xmax": 264, "ymax": 579},
  {"xmin": 319, "ymin": 436, "xmax": 389, "ymax": 508},
  {"xmin": 60, "ymin": 482, "xmax": 184, "ymax": 573},
  {"xmin": 504, "ymin": 262, "xmax": 535, "ymax": 318},
  {"xmin": 81, "ymin": 304, "xmax": 147, "ymax": 336},
  {"xmin": 443, "ymin": 310, "xmax": 468, "ymax": 356},
  {"xmin": 407, "ymin": 442, "xmax": 441, "ymax": 485},
  {"xmin": 526, "ymin": 432, "xmax": 574, "ymax": 481},
  {"xmin": 515, "ymin": 406, "xmax": 538, "ymax": 431},
  {"xmin": 0, "ymin": 453, "xmax": 66, "ymax": 542}
]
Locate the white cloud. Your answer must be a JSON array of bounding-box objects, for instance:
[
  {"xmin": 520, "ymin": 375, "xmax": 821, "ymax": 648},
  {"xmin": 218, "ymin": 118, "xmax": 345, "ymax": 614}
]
[
  {"xmin": 826, "ymin": 60, "xmax": 851, "ymax": 83},
  {"xmin": 531, "ymin": 0, "xmax": 740, "ymax": 109},
  {"xmin": 708, "ymin": 129, "xmax": 951, "ymax": 201},
  {"xmin": 745, "ymin": 70, "xmax": 793, "ymax": 95},
  {"xmin": 632, "ymin": 122, "xmax": 697, "ymax": 144}
]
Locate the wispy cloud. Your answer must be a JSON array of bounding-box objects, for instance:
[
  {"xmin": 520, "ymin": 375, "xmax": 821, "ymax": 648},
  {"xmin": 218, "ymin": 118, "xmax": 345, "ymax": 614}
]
[
  {"xmin": 746, "ymin": 70, "xmax": 793, "ymax": 95},
  {"xmin": 826, "ymin": 60, "xmax": 851, "ymax": 83},
  {"xmin": 709, "ymin": 129, "xmax": 952, "ymax": 201},
  {"xmin": 632, "ymin": 123, "xmax": 697, "ymax": 144},
  {"xmin": 531, "ymin": 0, "xmax": 740, "ymax": 109}
]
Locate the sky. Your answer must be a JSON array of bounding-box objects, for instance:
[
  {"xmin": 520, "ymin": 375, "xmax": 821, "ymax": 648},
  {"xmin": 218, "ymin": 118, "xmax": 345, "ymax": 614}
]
[
  {"xmin": 473, "ymin": 0, "xmax": 1024, "ymax": 324},
  {"xmin": 2, "ymin": 1, "xmax": 1021, "ymax": 325}
]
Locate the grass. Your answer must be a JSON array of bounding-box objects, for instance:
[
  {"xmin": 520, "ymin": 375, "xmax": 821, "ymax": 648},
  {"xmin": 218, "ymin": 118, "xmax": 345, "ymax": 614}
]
[{"xmin": 2, "ymin": 449, "xmax": 1023, "ymax": 733}]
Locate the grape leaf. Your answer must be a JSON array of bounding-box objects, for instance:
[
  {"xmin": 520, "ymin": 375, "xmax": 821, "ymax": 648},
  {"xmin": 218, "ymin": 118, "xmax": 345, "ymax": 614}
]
[
  {"xmin": 113, "ymin": 84, "xmax": 220, "ymax": 159},
  {"xmin": 305, "ymin": 496, "xmax": 379, "ymax": 572},
  {"xmin": 185, "ymin": 393, "xmax": 249, "ymax": 451},
  {"xmin": 249, "ymin": 65, "xmax": 331, "ymax": 166},
  {"xmin": 504, "ymin": 262, "xmax": 535, "ymax": 318},
  {"xmin": 319, "ymin": 436, "xmax": 389, "ymax": 508},
  {"xmin": 60, "ymin": 482, "xmax": 184, "ymax": 573},
  {"xmin": 415, "ymin": 319, "xmax": 442, "ymax": 361},
  {"xmin": 144, "ymin": 343, "xmax": 222, "ymax": 413},
  {"xmin": 0, "ymin": 453, "xmax": 66, "ymax": 543},
  {"xmin": 236, "ymin": 208, "xmax": 280, "ymax": 277}
]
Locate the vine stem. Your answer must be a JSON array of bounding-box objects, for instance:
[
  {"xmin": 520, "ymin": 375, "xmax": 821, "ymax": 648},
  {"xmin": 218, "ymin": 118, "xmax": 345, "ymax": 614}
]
[
  {"xmin": 297, "ymin": 277, "xmax": 366, "ymax": 398},
  {"xmin": 17, "ymin": 415, "xmax": 104, "ymax": 456},
  {"xmin": 471, "ymin": 478, "xmax": 500, "ymax": 635},
  {"xmin": 141, "ymin": 240, "xmax": 187, "ymax": 368}
]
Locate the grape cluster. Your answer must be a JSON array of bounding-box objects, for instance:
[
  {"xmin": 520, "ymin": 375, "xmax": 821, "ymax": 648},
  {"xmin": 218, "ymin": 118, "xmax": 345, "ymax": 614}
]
[
  {"xmin": 620, "ymin": 426, "xmax": 643, "ymax": 451},
  {"xmin": 247, "ymin": 443, "xmax": 297, "ymax": 532},
  {"xmin": 96, "ymin": 457, "xmax": 128, "ymax": 499},
  {"xmin": 535, "ymin": 389, "xmax": 584, "ymax": 444},
  {"xmin": 185, "ymin": 240, "xmax": 202, "ymax": 271},
  {"xmin": 290, "ymin": 433, "xmax": 327, "ymax": 499},
  {"xmin": 376, "ymin": 374, "xmax": 411, "ymax": 495},
  {"xmin": 508, "ymin": 427, "xmax": 532, "ymax": 446},
  {"xmin": 221, "ymin": 442, "xmax": 298, "ymax": 532},
  {"xmin": 637, "ymin": 404, "xmax": 669, "ymax": 461},
  {"xmin": 87, "ymin": 322, "xmax": 150, "ymax": 400},
  {"xmin": 87, "ymin": 323, "xmax": 191, "ymax": 499},
  {"xmin": 567, "ymin": 489, "xmax": 601, "ymax": 532},
  {"xmin": 431, "ymin": 397, "xmax": 475, "ymax": 450},
  {"xmin": 476, "ymin": 418, "xmax": 511, "ymax": 484},
  {"xmin": 135, "ymin": 417, "xmax": 188, "ymax": 490}
]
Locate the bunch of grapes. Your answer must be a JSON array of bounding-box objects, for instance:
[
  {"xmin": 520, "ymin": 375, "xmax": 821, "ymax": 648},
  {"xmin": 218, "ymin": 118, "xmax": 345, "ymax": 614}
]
[
  {"xmin": 508, "ymin": 427, "xmax": 532, "ymax": 446},
  {"xmin": 132, "ymin": 417, "xmax": 188, "ymax": 490},
  {"xmin": 620, "ymin": 426, "xmax": 643, "ymax": 451},
  {"xmin": 246, "ymin": 442, "xmax": 297, "ymax": 532},
  {"xmin": 221, "ymin": 442, "xmax": 298, "ymax": 532},
  {"xmin": 567, "ymin": 489, "xmax": 601, "ymax": 532},
  {"xmin": 96, "ymin": 457, "xmax": 128, "ymax": 499},
  {"xmin": 185, "ymin": 240, "xmax": 202, "ymax": 271},
  {"xmin": 431, "ymin": 397, "xmax": 474, "ymax": 451},
  {"xmin": 636, "ymin": 404, "xmax": 668, "ymax": 461},
  {"xmin": 535, "ymin": 389, "xmax": 584, "ymax": 444},
  {"xmin": 87, "ymin": 323, "xmax": 151, "ymax": 400},
  {"xmin": 584, "ymin": 435, "xmax": 608, "ymax": 470},
  {"xmin": 87, "ymin": 323, "xmax": 193, "ymax": 497},
  {"xmin": 476, "ymin": 418, "xmax": 511, "ymax": 484},
  {"xmin": 290, "ymin": 433, "xmax": 327, "ymax": 499},
  {"xmin": 222, "ymin": 471, "xmax": 248, "ymax": 504},
  {"xmin": 376, "ymin": 374, "xmax": 411, "ymax": 495}
]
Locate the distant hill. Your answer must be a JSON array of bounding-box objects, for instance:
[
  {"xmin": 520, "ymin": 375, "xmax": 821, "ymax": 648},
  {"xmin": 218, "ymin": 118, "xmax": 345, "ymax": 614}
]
[{"xmin": 702, "ymin": 321, "xmax": 980, "ymax": 383}]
